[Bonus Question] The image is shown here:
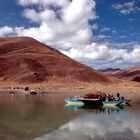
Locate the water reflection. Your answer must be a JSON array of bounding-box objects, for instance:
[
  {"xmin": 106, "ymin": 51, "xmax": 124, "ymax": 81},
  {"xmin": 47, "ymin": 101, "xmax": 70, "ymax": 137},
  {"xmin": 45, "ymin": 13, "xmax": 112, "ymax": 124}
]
[
  {"xmin": 0, "ymin": 94, "xmax": 82, "ymax": 140},
  {"xmin": 0, "ymin": 94, "xmax": 139, "ymax": 140},
  {"xmin": 35, "ymin": 111, "xmax": 140, "ymax": 140},
  {"xmin": 65, "ymin": 104, "xmax": 122, "ymax": 115}
]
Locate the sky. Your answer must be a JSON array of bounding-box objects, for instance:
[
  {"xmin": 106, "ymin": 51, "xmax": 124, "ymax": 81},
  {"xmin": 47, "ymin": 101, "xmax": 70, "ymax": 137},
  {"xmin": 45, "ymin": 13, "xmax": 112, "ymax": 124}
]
[{"xmin": 0, "ymin": 0, "xmax": 140, "ymax": 69}]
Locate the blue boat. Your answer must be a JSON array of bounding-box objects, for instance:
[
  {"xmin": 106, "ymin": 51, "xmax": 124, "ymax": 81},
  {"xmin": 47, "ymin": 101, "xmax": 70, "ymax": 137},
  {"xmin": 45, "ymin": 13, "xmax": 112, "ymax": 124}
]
[
  {"xmin": 102, "ymin": 100, "xmax": 123, "ymax": 106},
  {"xmin": 64, "ymin": 98, "xmax": 123, "ymax": 106},
  {"xmin": 119, "ymin": 99, "xmax": 131, "ymax": 105},
  {"xmin": 64, "ymin": 98, "xmax": 83, "ymax": 105}
]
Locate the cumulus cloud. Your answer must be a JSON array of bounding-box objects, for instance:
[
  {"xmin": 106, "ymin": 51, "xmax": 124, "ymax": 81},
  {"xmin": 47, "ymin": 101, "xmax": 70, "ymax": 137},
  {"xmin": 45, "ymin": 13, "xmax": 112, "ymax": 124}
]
[
  {"xmin": 17, "ymin": 0, "xmax": 69, "ymax": 7},
  {"xmin": 62, "ymin": 42, "xmax": 140, "ymax": 69},
  {"xmin": 123, "ymin": 45, "xmax": 140, "ymax": 62},
  {"xmin": 62, "ymin": 43, "xmax": 125, "ymax": 61},
  {"xmin": 0, "ymin": 26, "xmax": 14, "ymax": 36},
  {"xmin": 0, "ymin": 0, "xmax": 140, "ymax": 69},
  {"xmin": 15, "ymin": 0, "xmax": 97, "ymax": 51}
]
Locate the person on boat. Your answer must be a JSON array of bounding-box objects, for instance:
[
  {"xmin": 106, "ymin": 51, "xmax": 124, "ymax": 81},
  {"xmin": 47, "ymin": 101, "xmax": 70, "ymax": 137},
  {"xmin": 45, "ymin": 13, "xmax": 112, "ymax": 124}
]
[
  {"xmin": 74, "ymin": 96, "xmax": 78, "ymax": 100},
  {"xmin": 115, "ymin": 92, "xmax": 121, "ymax": 100},
  {"xmin": 106, "ymin": 94, "xmax": 109, "ymax": 101},
  {"xmin": 117, "ymin": 92, "xmax": 120, "ymax": 98},
  {"xmin": 110, "ymin": 94, "xmax": 115, "ymax": 101},
  {"xmin": 121, "ymin": 96, "xmax": 125, "ymax": 100}
]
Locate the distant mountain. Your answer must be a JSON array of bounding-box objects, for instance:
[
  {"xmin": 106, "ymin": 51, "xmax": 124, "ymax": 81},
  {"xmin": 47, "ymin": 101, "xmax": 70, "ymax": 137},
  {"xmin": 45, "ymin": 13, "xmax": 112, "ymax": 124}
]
[
  {"xmin": 98, "ymin": 68, "xmax": 121, "ymax": 73},
  {"xmin": 99, "ymin": 66, "xmax": 140, "ymax": 82},
  {"xmin": 113, "ymin": 66, "xmax": 140, "ymax": 82},
  {"xmin": 0, "ymin": 37, "xmax": 111, "ymax": 84}
]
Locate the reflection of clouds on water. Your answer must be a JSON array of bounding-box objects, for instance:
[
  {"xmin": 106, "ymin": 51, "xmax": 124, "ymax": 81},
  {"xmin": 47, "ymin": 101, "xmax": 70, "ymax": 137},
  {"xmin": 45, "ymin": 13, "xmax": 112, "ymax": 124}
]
[{"xmin": 35, "ymin": 112, "xmax": 140, "ymax": 140}]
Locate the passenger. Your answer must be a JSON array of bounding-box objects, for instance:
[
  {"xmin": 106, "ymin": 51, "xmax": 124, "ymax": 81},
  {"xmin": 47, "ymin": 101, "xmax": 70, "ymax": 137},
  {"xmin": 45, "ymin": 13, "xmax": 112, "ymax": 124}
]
[
  {"xmin": 106, "ymin": 94, "xmax": 109, "ymax": 101},
  {"xmin": 117, "ymin": 92, "xmax": 120, "ymax": 99},
  {"xmin": 74, "ymin": 96, "xmax": 77, "ymax": 100},
  {"xmin": 121, "ymin": 96, "xmax": 125, "ymax": 100},
  {"xmin": 108, "ymin": 94, "xmax": 111, "ymax": 101},
  {"xmin": 110, "ymin": 94, "xmax": 115, "ymax": 101},
  {"xmin": 115, "ymin": 92, "xmax": 121, "ymax": 101}
]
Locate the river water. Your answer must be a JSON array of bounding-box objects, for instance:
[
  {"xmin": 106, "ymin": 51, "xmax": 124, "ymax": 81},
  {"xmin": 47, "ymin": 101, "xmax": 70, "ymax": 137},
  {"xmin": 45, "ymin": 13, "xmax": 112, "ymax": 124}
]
[{"xmin": 0, "ymin": 94, "xmax": 140, "ymax": 140}]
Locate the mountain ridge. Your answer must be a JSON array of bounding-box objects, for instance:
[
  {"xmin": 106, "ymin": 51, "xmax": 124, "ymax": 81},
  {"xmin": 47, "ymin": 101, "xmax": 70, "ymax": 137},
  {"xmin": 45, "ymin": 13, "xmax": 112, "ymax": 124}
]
[
  {"xmin": 0, "ymin": 36, "xmax": 111, "ymax": 84},
  {"xmin": 99, "ymin": 66, "xmax": 140, "ymax": 82}
]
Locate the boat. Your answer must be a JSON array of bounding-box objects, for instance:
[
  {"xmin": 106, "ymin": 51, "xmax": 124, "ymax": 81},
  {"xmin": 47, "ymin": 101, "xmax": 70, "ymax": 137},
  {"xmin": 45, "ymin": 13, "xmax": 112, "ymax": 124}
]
[
  {"xmin": 65, "ymin": 98, "xmax": 123, "ymax": 106},
  {"xmin": 64, "ymin": 92, "xmax": 130, "ymax": 107},
  {"xmin": 119, "ymin": 99, "xmax": 131, "ymax": 105},
  {"xmin": 78, "ymin": 98, "xmax": 102, "ymax": 106},
  {"xmin": 64, "ymin": 98, "xmax": 83, "ymax": 105},
  {"xmin": 102, "ymin": 100, "xmax": 123, "ymax": 106}
]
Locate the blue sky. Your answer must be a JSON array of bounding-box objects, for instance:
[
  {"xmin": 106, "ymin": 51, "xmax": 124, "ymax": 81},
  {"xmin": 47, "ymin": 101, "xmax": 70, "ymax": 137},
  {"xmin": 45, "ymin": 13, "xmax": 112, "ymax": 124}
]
[{"xmin": 0, "ymin": 0, "xmax": 140, "ymax": 69}]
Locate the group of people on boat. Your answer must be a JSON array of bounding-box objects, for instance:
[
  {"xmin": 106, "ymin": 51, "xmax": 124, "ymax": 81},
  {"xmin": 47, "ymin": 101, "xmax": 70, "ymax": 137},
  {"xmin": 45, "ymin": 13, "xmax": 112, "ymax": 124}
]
[
  {"xmin": 73, "ymin": 92, "xmax": 125, "ymax": 102},
  {"xmin": 105, "ymin": 93, "xmax": 125, "ymax": 101},
  {"xmin": 97, "ymin": 92, "xmax": 125, "ymax": 101}
]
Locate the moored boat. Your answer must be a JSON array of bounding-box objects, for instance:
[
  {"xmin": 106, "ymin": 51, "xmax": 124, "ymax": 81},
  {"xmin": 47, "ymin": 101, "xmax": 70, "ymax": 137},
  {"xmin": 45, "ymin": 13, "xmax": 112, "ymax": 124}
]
[
  {"xmin": 102, "ymin": 100, "xmax": 123, "ymax": 106},
  {"xmin": 64, "ymin": 98, "xmax": 83, "ymax": 105},
  {"xmin": 64, "ymin": 92, "xmax": 131, "ymax": 107},
  {"xmin": 78, "ymin": 98, "xmax": 102, "ymax": 106},
  {"xmin": 119, "ymin": 99, "xmax": 131, "ymax": 105}
]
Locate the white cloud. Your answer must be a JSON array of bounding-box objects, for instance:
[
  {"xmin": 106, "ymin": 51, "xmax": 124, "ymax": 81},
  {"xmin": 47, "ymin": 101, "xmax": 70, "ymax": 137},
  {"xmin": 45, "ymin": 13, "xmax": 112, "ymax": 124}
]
[
  {"xmin": 123, "ymin": 45, "xmax": 140, "ymax": 62},
  {"xmin": 14, "ymin": 0, "xmax": 97, "ymax": 51},
  {"xmin": 112, "ymin": 1, "xmax": 140, "ymax": 15},
  {"xmin": 23, "ymin": 9, "xmax": 56, "ymax": 23},
  {"xmin": 17, "ymin": 0, "xmax": 70, "ymax": 7},
  {"xmin": 95, "ymin": 34, "xmax": 110, "ymax": 39},
  {"xmin": 0, "ymin": 26, "xmax": 14, "ymax": 36},
  {"xmin": 62, "ymin": 0, "xmax": 96, "ymax": 24},
  {"xmin": 0, "ymin": 0, "xmax": 140, "ymax": 69},
  {"xmin": 62, "ymin": 42, "xmax": 140, "ymax": 69},
  {"xmin": 100, "ymin": 27, "xmax": 111, "ymax": 32},
  {"xmin": 61, "ymin": 43, "xmax": 126, "ymax": 61}
]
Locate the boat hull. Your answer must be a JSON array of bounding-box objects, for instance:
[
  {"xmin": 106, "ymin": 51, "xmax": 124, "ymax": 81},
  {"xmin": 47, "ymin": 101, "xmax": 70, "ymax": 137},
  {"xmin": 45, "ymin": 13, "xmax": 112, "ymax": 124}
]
[
  {"xmin": 102, "ymin": 101, "xmax": 123, "ymax": 106},
  {"xmin": 64, "ymin": 99, "xmax": 123, "ymax": 106},
  {"xmin": 64, "ymin": 99, "xmax": 83, "ymax": 105},
  {"xmin": 78, "ymin": 99, "xmax": 102, "ymax": 106},
  {"xmin": 119, "ymin": 99, "xmax": 131, "ymax": 105}
]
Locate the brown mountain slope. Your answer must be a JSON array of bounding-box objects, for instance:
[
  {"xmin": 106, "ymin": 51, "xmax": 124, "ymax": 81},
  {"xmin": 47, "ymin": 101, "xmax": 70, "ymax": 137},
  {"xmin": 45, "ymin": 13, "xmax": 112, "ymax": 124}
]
[
  {"xmin": 0, "ymin": 37, "xmax": 111, "ymax": 84},
  {"xmin": 113, "ymin": 66, "xmax": 140, "ymax": 82},
  {"xmin": 99, "ymin": 66, "xmax": 140, "ymax": 82}
]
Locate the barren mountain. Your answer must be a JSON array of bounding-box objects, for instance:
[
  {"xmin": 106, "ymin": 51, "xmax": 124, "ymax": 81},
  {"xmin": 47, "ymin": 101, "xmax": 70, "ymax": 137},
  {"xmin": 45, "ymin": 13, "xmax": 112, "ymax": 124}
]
[
  {"xmin": 0, "ymin": 37, "xmax": 111, "ymax": 84},
  {"xmin": 100, "ymin": 66, "xmax": 140, "ymax": 82},
  {"xmin": 113, "ymin": 66, "xmax": 140, "ymax": 82}
]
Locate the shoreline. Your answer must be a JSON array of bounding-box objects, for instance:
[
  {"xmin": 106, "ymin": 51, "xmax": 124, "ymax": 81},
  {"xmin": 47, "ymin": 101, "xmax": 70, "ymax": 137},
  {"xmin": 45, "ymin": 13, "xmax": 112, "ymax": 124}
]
[
  {"xmin": 0, "ymin": 87, "xmax": 140, "ymax": 94},
  {"xmin": 0, "ymin": 88, "xmax": 140, "ymax": 104}
]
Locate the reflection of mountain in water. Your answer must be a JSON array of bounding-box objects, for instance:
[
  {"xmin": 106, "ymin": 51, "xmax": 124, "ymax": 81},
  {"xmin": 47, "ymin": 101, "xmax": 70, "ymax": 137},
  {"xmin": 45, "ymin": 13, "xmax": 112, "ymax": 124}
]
[{"xmin": 35, "ymin": 112, "xmax": 140, "ymax": 140}]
